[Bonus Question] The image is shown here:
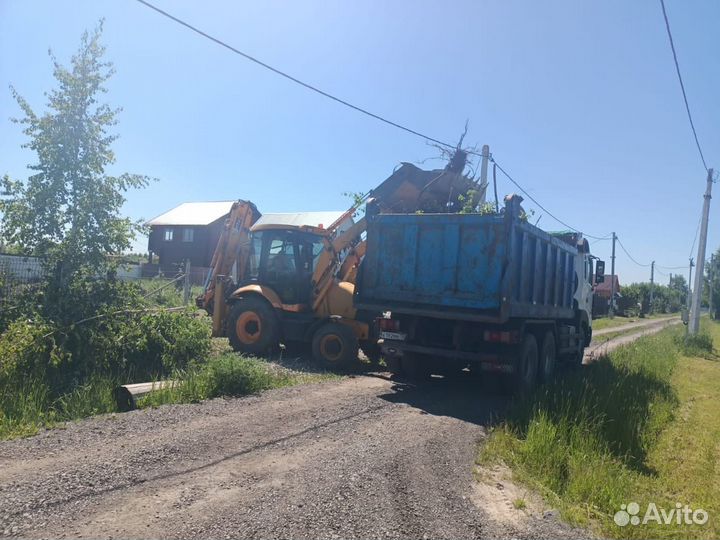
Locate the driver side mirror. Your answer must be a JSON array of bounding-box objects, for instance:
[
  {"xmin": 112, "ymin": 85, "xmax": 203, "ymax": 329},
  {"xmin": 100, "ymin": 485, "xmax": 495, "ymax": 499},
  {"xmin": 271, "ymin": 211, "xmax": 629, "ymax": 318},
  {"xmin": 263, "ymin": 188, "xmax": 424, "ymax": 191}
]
[{"xmin": 595, "ymin": 260, "xmax": 605, "ymax": 284}]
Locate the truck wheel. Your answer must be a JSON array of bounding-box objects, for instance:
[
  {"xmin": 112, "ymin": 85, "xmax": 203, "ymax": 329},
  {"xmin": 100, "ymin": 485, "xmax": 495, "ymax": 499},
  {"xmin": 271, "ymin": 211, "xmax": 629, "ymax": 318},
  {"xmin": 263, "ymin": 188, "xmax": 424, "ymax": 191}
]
[
  {"xmin": 360, "ymin": 341, "xmax": 382, "ymax": 365},
  {"xmin": 385, "ymin": 355, "xmax": 403, "ymax": 376},
  {"xmin": 540, "ymin": 331, "xmax": 556, "ymax": 382},
  {"xmin": 573, "ymin": 325, "xmax": 587, "ymax": 368},
  {"xmin": 515, "ymin": 334, "xmax": 539, "ymax": 393},
  {"xmin": 312, "ymin": 322, "xmax": 359, "ymax": 371},
  {"xmin": 401, "ymin": 353, "xmax": 432, "ymax": 381},
  {"xmin": 228, "ymin": 297, "xmax": 279, "ymax": 355}
]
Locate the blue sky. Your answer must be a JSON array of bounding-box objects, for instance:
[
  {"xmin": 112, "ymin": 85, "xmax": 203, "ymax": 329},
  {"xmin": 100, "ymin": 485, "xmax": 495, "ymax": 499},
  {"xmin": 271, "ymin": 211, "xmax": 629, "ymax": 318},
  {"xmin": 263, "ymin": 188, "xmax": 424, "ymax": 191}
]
[{"xmin": 1, "ymin": 0, "xmax": 718, "ymax": 284}]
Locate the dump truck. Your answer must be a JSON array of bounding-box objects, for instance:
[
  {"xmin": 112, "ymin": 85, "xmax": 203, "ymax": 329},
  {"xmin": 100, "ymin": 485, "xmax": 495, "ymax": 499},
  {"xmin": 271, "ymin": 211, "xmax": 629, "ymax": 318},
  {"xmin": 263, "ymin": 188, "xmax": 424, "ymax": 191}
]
[
  {"xmin": 354, "ymin": 194, "xmax": 604, "ymax": 391},
  {"xmin": 197, "ymin": 154, "xmax": 483, "ymax": 369}
]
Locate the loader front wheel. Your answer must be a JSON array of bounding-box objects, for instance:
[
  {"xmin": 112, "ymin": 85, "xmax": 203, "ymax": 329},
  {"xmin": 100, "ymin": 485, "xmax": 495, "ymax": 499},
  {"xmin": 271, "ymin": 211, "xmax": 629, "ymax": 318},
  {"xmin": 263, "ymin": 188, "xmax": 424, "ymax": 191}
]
[
  {"xmin": 312, "ymin": 322, "xmax": 359, "ymax": 371},
  {"xmin": 228, "ymin": 297, "xmax": 279, "ymax": 355}
]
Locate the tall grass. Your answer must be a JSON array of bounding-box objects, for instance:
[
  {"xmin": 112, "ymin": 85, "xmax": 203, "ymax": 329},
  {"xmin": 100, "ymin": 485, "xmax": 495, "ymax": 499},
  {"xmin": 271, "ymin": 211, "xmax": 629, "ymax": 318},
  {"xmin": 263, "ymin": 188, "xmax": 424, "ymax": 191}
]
[
  {"xmin": 0, "ymin": 353, "xmax": 336, "ymax": 439},
  {"xmin": 141, "ymin": 354, "xmax": 335, "ymax": 407},
  {"xmin": 480, "ymin": 327, "xmax": 682, "ymax": 530},
  {"xmin": 0, "ymin": 375, "xmax": 118, "ymax": 439}
]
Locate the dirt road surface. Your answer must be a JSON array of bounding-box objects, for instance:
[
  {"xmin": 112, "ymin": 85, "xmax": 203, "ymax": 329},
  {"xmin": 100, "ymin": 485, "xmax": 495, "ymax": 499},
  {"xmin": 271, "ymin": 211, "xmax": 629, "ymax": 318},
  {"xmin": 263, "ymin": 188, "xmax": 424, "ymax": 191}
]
[{"xmin": 1, "ymin": 317, "xmax": 677, "ymax": 539}]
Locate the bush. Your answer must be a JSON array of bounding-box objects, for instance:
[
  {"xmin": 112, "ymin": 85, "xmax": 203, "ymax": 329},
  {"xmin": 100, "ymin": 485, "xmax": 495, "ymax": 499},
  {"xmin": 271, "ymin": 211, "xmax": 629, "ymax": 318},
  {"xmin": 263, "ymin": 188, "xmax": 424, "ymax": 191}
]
[
  {"xmin": 141, "ymin": 354, "xmax": 295, "ymax": 407},
  {"xmin": 674, "ymin": 331, "xmax": 714, "ymax": 358},
  {"xmin": 0, "ymin": 310, "xmax": 211, "ymax": 385}
]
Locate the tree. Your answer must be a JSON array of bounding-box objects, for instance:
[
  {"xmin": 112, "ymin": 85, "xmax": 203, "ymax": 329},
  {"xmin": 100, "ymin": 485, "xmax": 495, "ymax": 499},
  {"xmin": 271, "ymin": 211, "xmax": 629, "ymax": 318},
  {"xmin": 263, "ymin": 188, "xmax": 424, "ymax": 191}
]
[
  {"xmin": 704, "ymin": 247, "xmax": 720, "ymax": 316},
  {"xmin": 0, "ymin": 21, "xmax": 148, "ymax": 282}
]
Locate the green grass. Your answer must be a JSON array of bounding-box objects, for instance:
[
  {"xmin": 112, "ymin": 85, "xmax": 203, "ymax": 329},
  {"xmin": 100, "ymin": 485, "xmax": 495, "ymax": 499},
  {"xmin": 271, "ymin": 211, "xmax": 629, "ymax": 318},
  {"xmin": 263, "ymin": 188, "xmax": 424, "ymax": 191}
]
[
  {"xmin": 592, "ymin": 316, "xmax": 641, "ymax": 331},
  {"xmin": 139, "ymin": 353, "xmax": 338, "ymax": 408},
  {"xmin": 592, "ymin": 313, "xmax": 676, "ymax": 332},
  {"xmin": 0, "ymin": 375, "xmax": 119, "ymax": 439},
  {"xmin": 0, "ymin": 353, "xmax": 338, "ymax": 440},
  {"xmin": 479, "ymin": 324, "xmax": 706, "ymax": 537}
]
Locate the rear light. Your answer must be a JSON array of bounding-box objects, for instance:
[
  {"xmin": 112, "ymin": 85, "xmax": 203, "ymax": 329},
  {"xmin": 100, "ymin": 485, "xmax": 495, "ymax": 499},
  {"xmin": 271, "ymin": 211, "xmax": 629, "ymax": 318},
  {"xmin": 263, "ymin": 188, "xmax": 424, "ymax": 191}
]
[
  {"xmin": 378, "ymin": 318, "xmax": 400, "ymax": 332},
  {"xmin": 483, "ymin": 330, "xmax": 521, "ymax": 344}
]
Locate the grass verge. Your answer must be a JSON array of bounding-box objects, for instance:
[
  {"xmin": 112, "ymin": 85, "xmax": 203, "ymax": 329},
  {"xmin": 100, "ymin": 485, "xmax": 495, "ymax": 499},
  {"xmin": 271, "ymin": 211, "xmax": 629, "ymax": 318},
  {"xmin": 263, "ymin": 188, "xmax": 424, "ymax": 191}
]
[
  {"xmin": 139, "ymin": 353, "xmax": 338, "ymax": 408},
  {"xmin": 0, "ymin": 352, "xmax": 337, "ymax": 440},
  {"xmin": 479, "ymin": 320, "xmax": 719, "ymax": 539}
]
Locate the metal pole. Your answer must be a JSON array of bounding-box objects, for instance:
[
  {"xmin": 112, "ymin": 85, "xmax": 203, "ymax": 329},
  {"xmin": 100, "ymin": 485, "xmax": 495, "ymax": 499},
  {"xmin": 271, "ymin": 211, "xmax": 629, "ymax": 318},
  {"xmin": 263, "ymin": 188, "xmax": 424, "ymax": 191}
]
[
  {"xmin": 689, "ymin": 168, "xmax": 714, "ymax": 335},
  {"xmin": 609, "ymin": 232, "xmax": 616, "ymax": 318}
]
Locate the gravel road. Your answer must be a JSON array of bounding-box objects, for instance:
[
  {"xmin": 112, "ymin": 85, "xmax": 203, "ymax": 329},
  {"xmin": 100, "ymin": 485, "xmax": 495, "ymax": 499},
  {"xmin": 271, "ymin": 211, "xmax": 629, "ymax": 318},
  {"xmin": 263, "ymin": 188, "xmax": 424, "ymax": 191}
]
[{"xmin": 1, "ymin": 316, "xmax": 671, "ymax": 539}]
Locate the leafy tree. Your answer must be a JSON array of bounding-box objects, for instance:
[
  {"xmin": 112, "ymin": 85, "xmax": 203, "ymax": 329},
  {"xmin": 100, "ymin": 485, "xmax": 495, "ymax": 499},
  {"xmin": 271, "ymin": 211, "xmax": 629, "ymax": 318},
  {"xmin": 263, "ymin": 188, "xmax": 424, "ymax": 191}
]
[
  {"xmin": 0, "ymin": 21, "xmax": 149, "ymax": 282},
  {"xmin": 704, "ymin": 247, "xmax": 720, "ymax": 316}
]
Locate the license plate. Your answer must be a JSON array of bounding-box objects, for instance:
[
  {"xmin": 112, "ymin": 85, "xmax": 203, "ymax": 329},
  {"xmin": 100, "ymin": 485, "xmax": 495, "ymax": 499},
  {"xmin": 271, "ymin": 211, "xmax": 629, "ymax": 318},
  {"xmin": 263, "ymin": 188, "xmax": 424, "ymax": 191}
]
[{"xmin": 380, "ymin": 331, "xmax": 407, "ymax": 341}]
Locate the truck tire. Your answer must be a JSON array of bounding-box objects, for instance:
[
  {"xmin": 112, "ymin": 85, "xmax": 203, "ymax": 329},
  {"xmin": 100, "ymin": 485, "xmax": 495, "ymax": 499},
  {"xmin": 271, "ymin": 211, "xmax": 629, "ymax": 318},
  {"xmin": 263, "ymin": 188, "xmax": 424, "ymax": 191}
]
[
  {"xmin": 515, "ymin": 334, "xmax": 539, "ymax": 393},
  {"xmin": 401, "ymin": 353, "xmax": 432, "ymax": 381},
  {"xmin": 312, "ymin": 322, "xmax": 359, "ymax": 371},
  {"xmin": 360, "ymin": 341, "xmax": 382, "ymax": 365},
  {"xmin": 572, "ymin": 324, "xmax": 587, "ymax": 369},
  {"xmin": 540, "ymin": 331, "xmax": 556, "ymax": 382},
  {"xmin": 385, "ymin": 355, "xmax": 403, "ymax": 376},
  {"xmin": 228, "ymin": 297, "xmax": 279, "ymax": 355}
]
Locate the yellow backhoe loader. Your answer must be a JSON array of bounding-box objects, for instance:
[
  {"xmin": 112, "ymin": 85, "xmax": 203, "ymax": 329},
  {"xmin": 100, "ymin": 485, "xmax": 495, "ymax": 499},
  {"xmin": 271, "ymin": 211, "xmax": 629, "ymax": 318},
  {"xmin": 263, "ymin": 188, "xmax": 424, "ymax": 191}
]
[{"xmin": 197, "ymin": 153, "xmax": 481, "ymax": 369}]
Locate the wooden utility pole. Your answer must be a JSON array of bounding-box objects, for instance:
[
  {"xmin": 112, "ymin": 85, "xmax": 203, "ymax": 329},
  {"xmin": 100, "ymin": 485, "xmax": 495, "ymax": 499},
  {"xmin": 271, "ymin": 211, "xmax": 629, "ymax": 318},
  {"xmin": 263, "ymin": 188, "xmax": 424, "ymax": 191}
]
[
  {"xmin": 649, "ymin": 261, "xmax": 655, "ymax": 314},
  {"xmin": 183, "ymin": 259, "xmax": 191, "ymax": 305},
  {"xmin": 689, "ymin": 168, "xmax": 714, "ymax": 335},
  {"xmin": 609, "ymin": 232, "xmax": 617, "ymax": 318}
]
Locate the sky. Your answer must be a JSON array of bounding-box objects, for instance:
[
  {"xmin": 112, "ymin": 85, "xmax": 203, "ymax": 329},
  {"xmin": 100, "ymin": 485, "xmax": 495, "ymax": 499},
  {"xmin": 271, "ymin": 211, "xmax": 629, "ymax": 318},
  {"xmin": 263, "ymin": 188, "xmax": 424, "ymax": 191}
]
[{"xmin": 1, "ymin": 0, "xmax": 718, "ymax": 284}]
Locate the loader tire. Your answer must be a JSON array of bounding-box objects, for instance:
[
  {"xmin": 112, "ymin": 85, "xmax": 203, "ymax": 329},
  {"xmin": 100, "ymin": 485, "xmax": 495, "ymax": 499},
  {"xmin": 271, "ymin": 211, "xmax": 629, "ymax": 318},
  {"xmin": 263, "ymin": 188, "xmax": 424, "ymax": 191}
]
[{"xmin": 227, "ymin": 297, "xmax": 279, "ymax": 355}]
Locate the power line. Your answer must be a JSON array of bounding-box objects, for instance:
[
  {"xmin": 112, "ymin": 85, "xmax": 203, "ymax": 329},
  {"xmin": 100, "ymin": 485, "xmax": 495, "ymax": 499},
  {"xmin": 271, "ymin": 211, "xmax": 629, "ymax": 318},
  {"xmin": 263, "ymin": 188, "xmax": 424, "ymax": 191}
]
[
  {"xmin": 688, "ymin": 214, "xmax": 702, "ymax": 258},
  {"xmin": 134, "ymin": 0, "xmax": 455, "ymax": 149},
  {"xmin": 617, "ymin": 238, "xmax": 652, "ymax": 267},
  {"xmin": 491, "ymin": 159, "xmax": 608, "ymax": 239},
  {"xmin": 659, "ymin": 0, "xmax": 708, "ymax": 171},
  {"xmin": 135, "ymin": 0, "xmax": 612, "ymax": 242}
]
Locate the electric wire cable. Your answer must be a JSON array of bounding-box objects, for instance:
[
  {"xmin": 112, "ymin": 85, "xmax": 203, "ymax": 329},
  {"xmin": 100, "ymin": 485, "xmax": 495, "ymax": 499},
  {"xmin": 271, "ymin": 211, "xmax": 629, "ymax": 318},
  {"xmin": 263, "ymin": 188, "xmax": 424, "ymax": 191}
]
[
  {"xmin": 134, "ymin": 0, "xmax": 456, "ymax": 149},
  {"xmin": 136, "ymin": 0, "xmax": 682, "ymax": 255},
  {"xmin": 659, "ymin": 0, "xmax": 709, "ymax": 171},
  {"xmin": 617, "ymin": 238, "xmax": 652, "ymax": 267}
]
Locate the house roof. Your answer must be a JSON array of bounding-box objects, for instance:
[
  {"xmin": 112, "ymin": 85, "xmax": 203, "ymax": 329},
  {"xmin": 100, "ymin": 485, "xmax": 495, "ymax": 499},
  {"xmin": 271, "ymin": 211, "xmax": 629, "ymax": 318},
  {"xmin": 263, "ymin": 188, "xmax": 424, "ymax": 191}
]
[
  {"xmin": 594, "ymin": 274, "xmax": 621, "ymax": 295},
  {"xmin": 146, "ymin": 201, "xmax": 235, "ymax": 226},
  {"xmin": 252, "ymin": 211, "xmax": 352, "ymax": 232}
]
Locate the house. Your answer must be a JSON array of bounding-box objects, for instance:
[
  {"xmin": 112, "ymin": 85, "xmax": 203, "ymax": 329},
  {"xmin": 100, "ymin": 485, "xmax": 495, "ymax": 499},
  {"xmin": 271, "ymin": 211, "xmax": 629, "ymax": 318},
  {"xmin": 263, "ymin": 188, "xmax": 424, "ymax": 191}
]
[
  {"xmin": 147, "ymin": 202, "xmax": 352, "ymax": 270},
  {"xmin": 146, "ymin": 201, "xmax": 236, "ymax": 268},
  {"xmin": 592, "ymin": 274, "xmax": 621, "ymax": 317}
]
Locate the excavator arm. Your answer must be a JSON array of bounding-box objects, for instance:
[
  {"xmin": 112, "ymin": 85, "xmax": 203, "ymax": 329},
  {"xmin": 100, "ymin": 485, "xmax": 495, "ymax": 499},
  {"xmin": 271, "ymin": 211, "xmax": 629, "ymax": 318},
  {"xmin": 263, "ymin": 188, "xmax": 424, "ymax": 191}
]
[{"xmin": 196, "ymin": 200, "xmax": 261, "ymax": 318}]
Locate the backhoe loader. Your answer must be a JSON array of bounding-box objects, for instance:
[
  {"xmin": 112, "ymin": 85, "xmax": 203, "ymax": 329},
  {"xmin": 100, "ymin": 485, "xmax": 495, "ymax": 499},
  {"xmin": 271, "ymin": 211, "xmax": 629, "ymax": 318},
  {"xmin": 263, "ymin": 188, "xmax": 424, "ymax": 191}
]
[{"xmin": 197, "ymin": 152, "xmax": 482, "ymax": 369}]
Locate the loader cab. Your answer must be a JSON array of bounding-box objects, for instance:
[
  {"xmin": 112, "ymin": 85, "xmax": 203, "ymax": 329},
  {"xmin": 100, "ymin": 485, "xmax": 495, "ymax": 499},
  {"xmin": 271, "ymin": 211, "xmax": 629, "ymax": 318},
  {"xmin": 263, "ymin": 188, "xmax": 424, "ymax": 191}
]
[{"xmin": 247, "ymin": 227, "xmax": 325, "ymax": 307}]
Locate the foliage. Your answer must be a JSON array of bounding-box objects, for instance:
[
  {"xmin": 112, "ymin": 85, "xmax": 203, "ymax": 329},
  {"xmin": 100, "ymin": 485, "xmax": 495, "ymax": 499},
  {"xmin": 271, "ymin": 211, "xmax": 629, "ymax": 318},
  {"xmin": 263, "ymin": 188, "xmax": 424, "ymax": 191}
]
[
  {"xmin": 674, "ymin": 331, "xmax": 715, "ymax": 358},
  {"xmin": 618, "ymin": 282, "xmax": 684, "ymax": 316},
  {"xmin": 0, "ymin": 21, "xmax": 149, "ymax": 283}
]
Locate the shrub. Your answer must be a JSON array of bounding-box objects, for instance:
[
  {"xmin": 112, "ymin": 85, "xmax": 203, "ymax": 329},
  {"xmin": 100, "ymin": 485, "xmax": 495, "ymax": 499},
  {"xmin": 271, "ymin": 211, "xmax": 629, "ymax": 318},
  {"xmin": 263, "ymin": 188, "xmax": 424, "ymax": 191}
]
[{"xmin": 674, "ymin": 331, "xmax": 714, "ymax": 358}]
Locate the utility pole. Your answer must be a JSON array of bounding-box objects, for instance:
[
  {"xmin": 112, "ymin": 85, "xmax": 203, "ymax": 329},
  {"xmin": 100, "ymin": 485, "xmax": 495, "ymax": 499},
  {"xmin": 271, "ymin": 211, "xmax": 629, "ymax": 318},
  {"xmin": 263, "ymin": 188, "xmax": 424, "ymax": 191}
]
[
  {"xmin": 609, "ymin": 232, "xmax": 617, "ymax": 318},
  {"xmin": 686, "ymin": 258, "xmax": 694, "ymax": 318},
  {"xmin": 649, "ymin": 261, "xmax": 655, "ymax": 315},
  {"xmin": 689, "ymin": 168, "xmax": 714, "ymax": 335}
]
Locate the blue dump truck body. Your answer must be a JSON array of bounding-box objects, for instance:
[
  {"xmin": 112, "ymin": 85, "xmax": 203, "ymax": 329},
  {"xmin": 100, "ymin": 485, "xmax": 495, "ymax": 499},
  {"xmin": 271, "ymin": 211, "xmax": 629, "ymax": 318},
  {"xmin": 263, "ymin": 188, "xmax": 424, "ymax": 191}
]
[
  {"xmin": 354, "ymin": 195, "xmax": 596, "ymax": 388},
  {"xmin": 356, "ymin": 213, "xmax": 578, "ymax": 322}
]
